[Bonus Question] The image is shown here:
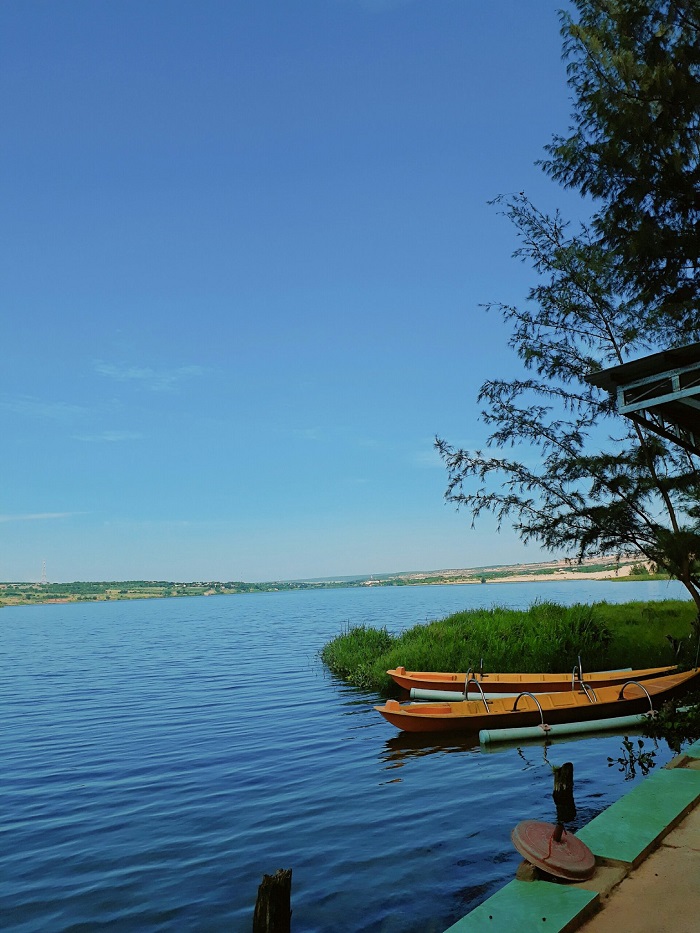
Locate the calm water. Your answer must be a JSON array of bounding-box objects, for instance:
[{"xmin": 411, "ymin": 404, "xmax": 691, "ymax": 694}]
[{"xmin": 1, "ymin": 579, "xmax": 691, "ymax": 932}]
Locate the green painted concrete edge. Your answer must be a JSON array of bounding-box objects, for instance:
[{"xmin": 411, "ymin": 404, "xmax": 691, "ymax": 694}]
[
  {"xmin": 444, "ymin": 751, "xmax": 700, "ymax": 933},
  {"xmin": 575, "ymin": 767, "xmax": 700, "ymax": 867},
  {"xmin": 443, "ymin": 879, "xmax": 598, "ymax": 933}
]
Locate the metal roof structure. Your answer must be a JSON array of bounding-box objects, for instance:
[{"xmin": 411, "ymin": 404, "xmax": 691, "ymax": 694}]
[{"xmin": 586, "ymin": 343, "xmax": 700, "ymax": 456}]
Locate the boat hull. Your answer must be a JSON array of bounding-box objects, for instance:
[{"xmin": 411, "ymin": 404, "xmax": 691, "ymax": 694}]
[
  {"xmin": 387, "ymin": 664, "xmax": 677, "ymax": 694},
  {"xmin": 375, "ymin": 669, "xmax": 700, "ymax": 734}
]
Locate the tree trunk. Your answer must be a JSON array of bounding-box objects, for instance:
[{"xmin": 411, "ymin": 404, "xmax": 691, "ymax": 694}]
[{"xmin": 253, "ymin": 869, "xmax": 292, "ymax": 933}]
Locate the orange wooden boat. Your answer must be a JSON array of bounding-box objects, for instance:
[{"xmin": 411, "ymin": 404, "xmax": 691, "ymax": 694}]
[
  {"xmin": 387, "ymin": 664, "xmax": 677, "ymax": 695},
  {"xmin": 375, "ymin": 668, "xmax": 700, "ymax": 734}
]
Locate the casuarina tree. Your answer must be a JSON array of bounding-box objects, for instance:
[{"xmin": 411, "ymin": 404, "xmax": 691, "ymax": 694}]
[
  {"xmin": 437, "ymin": 194, "xmax": 700, "ymax": 625},
  {"xmin": 542, "ymin": 0, "xmax": 700, "ymax": 342},
  {"xmin": 437, "ymin": 1, "xmax": 700, "ymax": 629}
]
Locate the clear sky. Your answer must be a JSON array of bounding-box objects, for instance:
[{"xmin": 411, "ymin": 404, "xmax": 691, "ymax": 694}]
[{"xmin": 2, "ymin": 0, "xmax": 588, "ymax": 583}]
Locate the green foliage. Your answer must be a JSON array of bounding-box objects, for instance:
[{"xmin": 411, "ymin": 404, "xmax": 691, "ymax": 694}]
[
  {"xmin": 320, "ymin": 599, "xmax": 697, "ymax": 696},
  {"xmin": 319, "ymin": 624, "xmax": 396, "ymax": 690},
  {"xmin": 437, "ymin": 1, "xmax": 700, "ymax": 623},
  {"xmin": 543, "ymin": 0, "xmax": 700, "ymax": 337},
  {"xmin": 436, "ymin": 194, "xmax": 700, "ymax": 616},
  {"xmin": 643, "ymin": 691, "xmax": 700, "ymax": 754},
  {"xmin": 383, "ymin": 601, "xmax": 613, "ymax": 675},
  {"xmin": 575, "ymin": 599, "xmax": 697, "ymax": 665}
]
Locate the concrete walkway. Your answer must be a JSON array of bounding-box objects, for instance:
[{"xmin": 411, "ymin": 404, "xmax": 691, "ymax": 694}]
[
  {"xmin": 444, "ymin": 739, "xmax": 700, "ymax": 933},
  {"xmin": 577, "ymin": 800, "xmax": 700, "ymax": 933}
]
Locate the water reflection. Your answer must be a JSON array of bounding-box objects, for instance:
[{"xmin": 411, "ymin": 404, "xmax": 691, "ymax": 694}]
[
  {"xmin": 379, "ymin": 721, "xmax": 656, "ymax": 769},
  {"xmin": 514, "ymin": 743, "xmax": 554, "ymax": 770},
  {"xmin": 379, "ymin": 732, "xmax": 481, "ymax": 768},
  {"xmin": 607, "ymin": 735, "xmax": 659, "ymax": 780}
]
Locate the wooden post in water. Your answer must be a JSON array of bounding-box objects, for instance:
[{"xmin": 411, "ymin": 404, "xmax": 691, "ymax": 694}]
[
  {"xmin": 552, "ymin": 761, "xmax": 576, "ymax": 827},
  {"xmin": 253, "ymin": 868, "xmax": 292, "ymax": 933}
]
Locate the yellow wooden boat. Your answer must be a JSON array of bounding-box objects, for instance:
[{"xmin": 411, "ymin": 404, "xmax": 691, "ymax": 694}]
[
  {"xmin": 375, "ymin": 668, "xmax": 700, "ymax": 734},
  {"xmin": 387, "ymin": 664, "xmax": 677, "ymax": 694}
]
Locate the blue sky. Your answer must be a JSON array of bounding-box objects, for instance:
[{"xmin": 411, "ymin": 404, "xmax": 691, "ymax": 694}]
[{"xmin": 2, "ymin": 0, "xmax": 587, "ymax": 583}]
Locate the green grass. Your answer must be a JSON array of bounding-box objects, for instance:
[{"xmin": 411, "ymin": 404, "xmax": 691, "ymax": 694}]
[
  {"xmin": 320, "ymin": 599, "xmax": 698, "ymax": 696},
  {"xmin": 319, "ymin": 624, "xmax": 395, "ymax": 689}
]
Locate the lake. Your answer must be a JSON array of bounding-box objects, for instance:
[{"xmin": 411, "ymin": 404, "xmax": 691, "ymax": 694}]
[{"xmin": 1, "ymin": 579, "xmax": 691, "ymax": 932}]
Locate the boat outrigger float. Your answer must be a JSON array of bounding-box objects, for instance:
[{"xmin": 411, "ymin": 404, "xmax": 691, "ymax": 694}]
[{"xmin": 375, "ymin": 668, "xmax": 700, "ymax": 734}]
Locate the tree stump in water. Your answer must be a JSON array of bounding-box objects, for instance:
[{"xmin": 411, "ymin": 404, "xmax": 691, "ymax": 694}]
[
  {"xmin": 253, "ymin": 869, "xmax": 292, "ymax": 933},
  {"xmin": 552, "ymin": 761, "xmax": 576, "ymax": 825}
]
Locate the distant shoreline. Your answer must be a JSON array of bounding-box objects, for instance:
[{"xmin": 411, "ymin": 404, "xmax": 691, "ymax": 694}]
[{"xmin": 0, "ymin": 556, "xmax": 669, "ymax": 607}]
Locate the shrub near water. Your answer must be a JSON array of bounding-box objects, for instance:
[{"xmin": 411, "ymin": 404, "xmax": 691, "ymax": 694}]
[
  {"xmin": 319, "ymin": 624, "xmax": 395, "ymax": 690},
  {"xmin": 320, "ymin": 600, "xmax": 696, "ymax": 696},
  {"xmin": 384, "ymin": 602, "xmax": 613, "ymax": 692},
  {"xmin": 322, "ymin": 602, "xmax": 610, "ymax": 695},
  {"xmin": 590, "ymin": 600, "xmax": 697, "ymax": 668}
]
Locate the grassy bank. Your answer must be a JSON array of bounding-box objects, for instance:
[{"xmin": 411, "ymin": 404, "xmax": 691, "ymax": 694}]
[{"xmin": 320, "ymin": 599, "xmax": 697, "ymax": 695}]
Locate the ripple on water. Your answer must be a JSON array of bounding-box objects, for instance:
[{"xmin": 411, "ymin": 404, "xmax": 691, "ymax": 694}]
[{"xmin": 1, "ymin": 584, "xmax": 685, "ymax": 931}]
